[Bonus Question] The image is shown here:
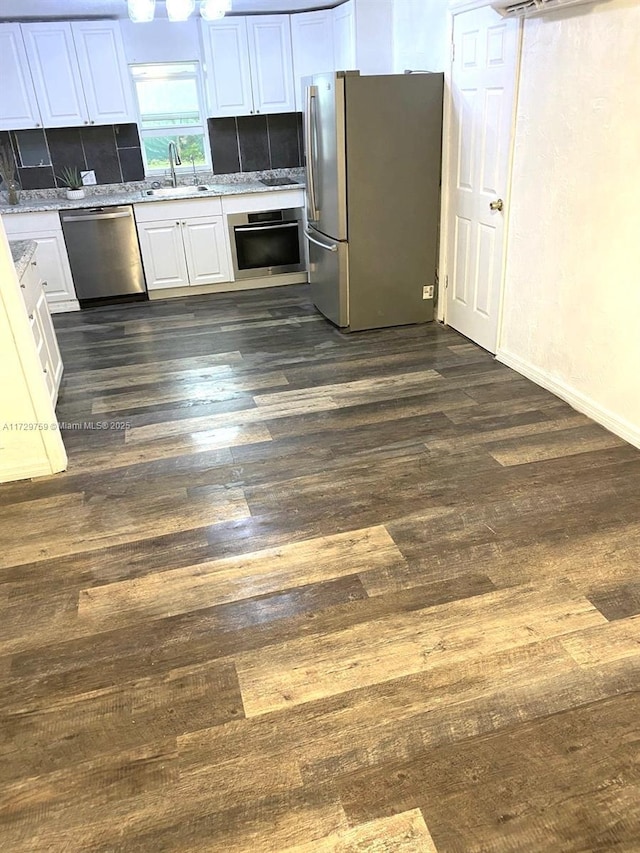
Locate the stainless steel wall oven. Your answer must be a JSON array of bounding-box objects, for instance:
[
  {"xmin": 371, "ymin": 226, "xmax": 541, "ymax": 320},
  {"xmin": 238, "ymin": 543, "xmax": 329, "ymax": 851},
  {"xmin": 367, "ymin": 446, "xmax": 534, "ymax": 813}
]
[{"xmin": 228, "ymin": 208, "xmax": 305, "ymax": 281}]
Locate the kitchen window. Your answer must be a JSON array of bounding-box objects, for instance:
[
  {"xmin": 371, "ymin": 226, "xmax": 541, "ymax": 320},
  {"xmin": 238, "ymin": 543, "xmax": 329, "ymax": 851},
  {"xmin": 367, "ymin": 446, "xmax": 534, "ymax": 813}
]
[{"xmin": 130, "ymin": 62, "xmax": 211, "ymax": 175}]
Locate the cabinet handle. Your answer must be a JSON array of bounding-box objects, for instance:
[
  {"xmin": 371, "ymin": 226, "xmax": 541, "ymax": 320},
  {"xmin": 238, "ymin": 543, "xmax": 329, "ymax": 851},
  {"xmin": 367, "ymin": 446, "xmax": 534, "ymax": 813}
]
[
  {"xmin": 182, "ymin": 221, "xmax": 186, "ymax": 226},
  {"xmin": 84, "ymin": 120, "xmax": 89, "ymax": 125},
  {"xmin": 20, "ymin": 282, "xmax": 25, "ymax": 289},
  {"xmin": 31, "ymin": 260, "xmax": 37, "ymax": 266},
  {"xmin": 91, "ymin": 120, "xmax": 95, "ymax": 125},
  {"xmin": 176, "ymin": 221, "xmax": 180, "ymax": 226},
  {"xmin": 35, "ymin": 123, "xmax": 41, "ymax": 128},
  {"xmin": 43, "ymin": 367, "xmax": 48, "ymax": 374},
  {"xmin": 256, "ymin": 110, "xmax": 260, "ymax": 114},
  {"xmin": 29, "ymin": 314, "xmax": 33, "ymax": 320},
  {"xmin": 42, "ymin": 281, "xmax": 48, "ymax": 287}
]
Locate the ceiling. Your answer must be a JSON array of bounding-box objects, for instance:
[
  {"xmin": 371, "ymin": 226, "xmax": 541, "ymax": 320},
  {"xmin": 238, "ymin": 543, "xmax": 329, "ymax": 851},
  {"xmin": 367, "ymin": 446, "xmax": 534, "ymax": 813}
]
[{"xmin": 0, "ymin": 0, "xmax": 344, "ymax": 19}]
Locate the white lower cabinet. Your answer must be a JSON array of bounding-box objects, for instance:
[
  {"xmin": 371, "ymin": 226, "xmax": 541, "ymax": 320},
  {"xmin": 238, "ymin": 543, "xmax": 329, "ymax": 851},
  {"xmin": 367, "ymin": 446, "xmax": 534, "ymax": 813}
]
[
  {"xmin": 2, "ymin": 212, "xmax": 79, "ymax": 312},
  {"xmin": 19, "ymin": 253, "xmax": 63, "ymax": 405},
  {"xmin": 136, "ymin": 203, "xmax": 232, "ymax": 291},
  {"xmin": 137, "ymin": 220, "xmax": 190, "ymax": 290},
  {"xmin": 182, "ymin": 217, "xmax": 230, "ymax": 286}
]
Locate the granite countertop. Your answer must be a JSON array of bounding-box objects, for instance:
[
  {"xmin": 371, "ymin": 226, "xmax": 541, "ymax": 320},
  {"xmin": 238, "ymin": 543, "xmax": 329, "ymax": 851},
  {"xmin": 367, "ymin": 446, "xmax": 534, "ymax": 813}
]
[
  {"xmin": 10, "ymin": 240, "xmax": 37, "ymax": 279},
  {"xmin": 0, "ymin": 170, "xmax": 306, "ymax": 216}
]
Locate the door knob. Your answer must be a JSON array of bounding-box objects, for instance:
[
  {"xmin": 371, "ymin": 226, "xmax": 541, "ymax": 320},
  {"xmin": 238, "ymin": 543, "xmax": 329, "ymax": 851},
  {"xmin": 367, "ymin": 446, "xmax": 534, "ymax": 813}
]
[{"xmin": 489, "ymin": 198, "xmax": 504, "ymax": 212}]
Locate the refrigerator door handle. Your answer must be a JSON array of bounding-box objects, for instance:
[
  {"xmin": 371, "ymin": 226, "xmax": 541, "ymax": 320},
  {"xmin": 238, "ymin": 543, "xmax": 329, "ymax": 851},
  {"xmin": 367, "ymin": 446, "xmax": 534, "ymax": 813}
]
[
  {"xmin": 304, "ymin": 228, "xmax": 338, "ymax": 253},
  {"xmin": 305, "ymin": 85, "xmax": 319, "ymax": 222}
]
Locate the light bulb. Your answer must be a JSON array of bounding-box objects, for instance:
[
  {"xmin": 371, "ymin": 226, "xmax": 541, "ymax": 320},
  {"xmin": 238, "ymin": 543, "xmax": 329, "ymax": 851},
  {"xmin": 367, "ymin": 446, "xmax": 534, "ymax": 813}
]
[
  {"xmin": 128, "ymin": 0, "xmax": 156, "ymax": 23},
  {"xmin": 166, "ymin": 0, "xmax": 196, "ymax": 21},
  {"xmin": 200, "ymin": 0, "xmax": 231, "ymax": 19}
]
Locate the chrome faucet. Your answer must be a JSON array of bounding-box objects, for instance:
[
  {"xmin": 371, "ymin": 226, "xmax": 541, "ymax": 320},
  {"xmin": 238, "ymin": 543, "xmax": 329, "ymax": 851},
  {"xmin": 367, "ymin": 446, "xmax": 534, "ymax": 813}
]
[{"xmin": 168, "ymin": 142, "xmax": 181, "ymax": 187}]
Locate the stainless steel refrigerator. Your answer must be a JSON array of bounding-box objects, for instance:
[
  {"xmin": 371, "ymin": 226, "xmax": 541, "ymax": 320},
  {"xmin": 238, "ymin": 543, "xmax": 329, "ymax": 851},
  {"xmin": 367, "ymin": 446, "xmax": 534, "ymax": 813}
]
[{"xmin": 303, "ymin": 71, "xmax": 443, "ymax": 331}]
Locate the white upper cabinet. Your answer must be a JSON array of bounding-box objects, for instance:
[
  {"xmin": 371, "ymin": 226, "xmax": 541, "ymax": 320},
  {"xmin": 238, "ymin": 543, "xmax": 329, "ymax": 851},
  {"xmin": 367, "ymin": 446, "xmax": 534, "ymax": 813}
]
[
  {"xmin": 0, "ymin": 24, "xmax": 42, "ymax": 130},
  {"xmin": 21, "ymin": 23, "xmax": 89, "ymax": 127},
  {"xmin": 332, "ymin": 0, "xmax": 394, "ymax": 75},
  {"xmin": 201, "ymin": 18, "xmax": 254, "ymax": 117},
  {"xmin": 333, "ymin": 1, "xmax": 356, "ymax": 72},
  {"xmin": 71, "ymin": 21, "xmax": 135, "ymax": 125},
  {"xmin": 202, "ymin": 15, "xmax": 295, "ymax": 117},
  {"xmin": 291, "ymin": 11, "xmax": 334, "ymax": 112},
  {"xmin": 246, "ymin": 16, "xmax": 296, "ymax": 115},
  {"xmin": 9, "ymin": 21, "xmax": 133, "ymax": 129}
]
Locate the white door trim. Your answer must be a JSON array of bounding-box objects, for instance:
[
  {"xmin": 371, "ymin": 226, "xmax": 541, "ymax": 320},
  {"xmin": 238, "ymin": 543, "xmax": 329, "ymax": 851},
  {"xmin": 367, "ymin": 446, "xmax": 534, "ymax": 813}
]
[{"xmin": 437, "ymin": 5, "xmax": 524, "ymax": 355}]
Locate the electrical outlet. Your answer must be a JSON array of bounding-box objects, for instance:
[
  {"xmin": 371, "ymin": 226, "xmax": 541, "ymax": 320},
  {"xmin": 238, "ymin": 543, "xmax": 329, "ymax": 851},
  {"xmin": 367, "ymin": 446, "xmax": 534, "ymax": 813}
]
[
  {"xmin": 423, "ymin": 285, "xmax": 434, "ymax": 300},
  {"xmin": 81, "ymin": 170, "xmax": 96, "ymax": 186}
]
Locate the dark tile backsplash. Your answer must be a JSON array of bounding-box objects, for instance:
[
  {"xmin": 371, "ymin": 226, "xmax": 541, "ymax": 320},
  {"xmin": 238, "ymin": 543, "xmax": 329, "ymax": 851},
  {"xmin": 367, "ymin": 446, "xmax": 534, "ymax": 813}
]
[
  {"xmin": 267, "ymin": 113, "xmax": 301, "ymax": 170},
  {"xmin": 3, "ymin": 113, "xmax": 301, "ymax": 190},
  {"xmin": 209, "ymin": 112, "xmax": 303, "ymax": 174},
  {"xmin": 4, "ymin": 123, "xmax": 144, "ymax": 190},
  {"xmin": 208, "ymin": 117, "xmax": 240, "ymax": 175},
  {"xmin": 118, "ymin": 147, "xmax": 146, "ymax": 183},
  {"xmin": 237, "ymin": 115, "xmax": 270, "ymax": 172},
  {"xmin": 82, "ymin": 125, "xmax": 122, "ymax": 184}
]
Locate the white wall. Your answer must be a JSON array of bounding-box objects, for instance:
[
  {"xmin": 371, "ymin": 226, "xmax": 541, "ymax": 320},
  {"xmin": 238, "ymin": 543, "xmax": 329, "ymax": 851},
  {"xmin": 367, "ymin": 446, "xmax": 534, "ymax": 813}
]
[
  {"xmin": 497, "ymin": 0, "xmax": 640, "ymax": 447},
  {"xmin": 393, "ymin": 0, "xmax": 448, "ymax": 73},
  {"xmin": 120, "ymin": 18, "xmax": 201, "ymax": 64}
]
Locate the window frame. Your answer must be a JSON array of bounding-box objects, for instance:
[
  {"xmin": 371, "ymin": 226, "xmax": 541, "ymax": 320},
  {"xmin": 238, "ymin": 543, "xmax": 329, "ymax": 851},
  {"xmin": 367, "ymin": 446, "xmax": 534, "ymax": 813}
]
[{"xmin": 129, "ymin": 61, "xmax": 212, "ymax": 177}]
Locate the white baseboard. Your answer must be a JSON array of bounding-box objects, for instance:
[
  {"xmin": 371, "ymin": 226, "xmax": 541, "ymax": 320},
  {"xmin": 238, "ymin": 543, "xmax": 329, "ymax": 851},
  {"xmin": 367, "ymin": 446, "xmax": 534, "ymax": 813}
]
[
  {"xmin": 496, "ymin": 348, "xmax": 640, "ymax": 450},
  {"xmin": 148, "ymin": 274, "xmax": 308, "ymax": 301},
  {"xmin": 49, "ymin": 299, "xmax": 80, "ymax": 313},
  {"xmin": 0, "ymin": 458, "xmax": 56, "ymax": 484}
]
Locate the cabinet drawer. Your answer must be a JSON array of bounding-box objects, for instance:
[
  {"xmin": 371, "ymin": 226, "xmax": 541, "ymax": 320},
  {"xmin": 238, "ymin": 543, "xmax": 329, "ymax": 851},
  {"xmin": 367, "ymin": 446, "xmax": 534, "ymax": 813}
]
[
  {"xmin": 134, "ymin": 197, "xmax": 223, "ymax": 223},
  {"xmin": 222, "ymin": 189, "xmax": 305, "ymax": 215},
  {"xmin": 2, "ymin": 210, "xmax": 63, "ymax": 235}
]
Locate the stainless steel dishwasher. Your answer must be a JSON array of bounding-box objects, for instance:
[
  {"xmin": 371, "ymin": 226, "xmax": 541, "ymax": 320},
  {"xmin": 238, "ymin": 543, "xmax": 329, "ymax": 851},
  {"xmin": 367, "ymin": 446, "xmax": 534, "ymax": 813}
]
[{"xmin": 60, "ymin": 206, "xmax": 147, "ymax": 305}]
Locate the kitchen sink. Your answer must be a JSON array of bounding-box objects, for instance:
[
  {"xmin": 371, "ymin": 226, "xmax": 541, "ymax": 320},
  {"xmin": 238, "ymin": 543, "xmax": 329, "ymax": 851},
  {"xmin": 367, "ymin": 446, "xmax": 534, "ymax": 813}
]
[{"xmin": 142, "ymin": 185, "xmax": 213, "ymax": 197}]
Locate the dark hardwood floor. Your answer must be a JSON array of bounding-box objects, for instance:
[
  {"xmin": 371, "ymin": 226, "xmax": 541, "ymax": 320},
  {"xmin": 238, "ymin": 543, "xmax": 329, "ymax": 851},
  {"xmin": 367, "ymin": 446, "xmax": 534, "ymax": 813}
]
[{"xmin": 1, "ymin": 283, "xmax": 639, "ymax": 852}]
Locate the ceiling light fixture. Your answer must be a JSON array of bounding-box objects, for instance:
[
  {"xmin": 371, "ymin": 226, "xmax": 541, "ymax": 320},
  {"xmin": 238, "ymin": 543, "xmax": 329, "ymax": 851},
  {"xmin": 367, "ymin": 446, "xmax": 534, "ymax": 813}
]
[
  {"xmin": 200, "ymin": 0, "xmax": 232, "ymax": 20},
  {"xmin": 166, "ymin": 0, "xmax": 196, "ymax": 21},
  {"xmin": 127, "ymin": 0, "xmax": 156, "ymax": 23}
]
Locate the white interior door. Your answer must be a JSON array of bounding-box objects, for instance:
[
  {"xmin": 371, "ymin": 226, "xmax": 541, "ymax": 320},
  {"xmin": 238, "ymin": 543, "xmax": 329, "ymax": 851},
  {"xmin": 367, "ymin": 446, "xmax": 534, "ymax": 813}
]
[{"xmin": 446, "ymin": 7, "xmax": 520, "ymax": 353}]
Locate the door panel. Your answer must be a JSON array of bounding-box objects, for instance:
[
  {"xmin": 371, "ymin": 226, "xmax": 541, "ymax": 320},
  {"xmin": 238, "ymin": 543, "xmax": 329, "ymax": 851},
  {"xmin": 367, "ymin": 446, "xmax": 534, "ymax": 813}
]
[
  {"xmin": 182, "ymin": 217, "xmax": 232, "ymax": 285},
  {"xmin": 446, "ymin": 7, "xmax": 519, "ymax": 353},
  {"xmin": 138, "ymin": 221, "xmax": 189, "ymax": 290},
  {"xmin": 201, "ymin": 18, "xmax": 253, "ymax": 117},
  {"xmin": 246, "ymin": 16, "xmax": 295, "ymax": 114},
  {"xmin": 291, "ymin": 11, "xmax": 334, "ymax": 112},
  {"xmin": 332, "ymin": 1, "xmax": 355, "ymax": 72},
  {"xmin": 21, "ymin": 22, "xmax": 88, "ymax": 127},
  {"xmin": 0, "ymin": 24, "xmax": 41, "ymax": 130},
  {"xmin": 307, "ymin": 227, "xmax": 348, "ymax": 327},
  {"xmin": 306, "ymin": 72, "xmax": 347, "ymax": 241},
  {"xmin": 72, "ymin": 22, "xmax": 135, "ymax": 125},
  {"xmin": 35, "ymin": 289, "xmax": 63, "ymax": 403}
]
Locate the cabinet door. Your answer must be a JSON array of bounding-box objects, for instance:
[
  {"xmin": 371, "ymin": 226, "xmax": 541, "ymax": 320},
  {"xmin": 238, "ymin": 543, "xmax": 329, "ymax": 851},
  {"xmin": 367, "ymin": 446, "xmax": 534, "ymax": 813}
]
[
  {"xmin": 200, "ymin": 18, "xmax": 254, "ymax": 118},
  {"xmin": 291, "ymin": 11, "xmax": 334, "ymax": 112},
  {"xmin": 34, "ymin": 289, "xmax": 63, "ymax": 404},
  {"xmin": 71, "ymin": 21, "xmax": 135, "ymax": 125},
  {"xmin": 333, "ymin": 1, "xmax": 356, "ymax": 72},
  {"xmin": 246, "ymin": 16, "xmax": 296, "ymax": 115},
  {"xmin": 9, "ymin": 230, "xmax": 78, "ymax": 309},
  {"xmin": 137, "ymin": 220, "xmax": 189, "ymax": 290},
  {"xmin": 0, "ymin": 24, "xmax": 42, "ymax": 130},
  {"xmin": 21, "ymin": 23, "xmax": 89, "ymax": 127},
  {"xmin": 182, "ymin": 216, "xmax": 232, "ymax": 286}
]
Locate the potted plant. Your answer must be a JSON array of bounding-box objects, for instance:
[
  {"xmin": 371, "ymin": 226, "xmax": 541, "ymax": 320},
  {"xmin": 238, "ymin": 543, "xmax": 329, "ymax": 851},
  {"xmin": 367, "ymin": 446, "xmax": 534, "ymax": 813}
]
[
  {"xmin": 0, "ymin": 143, "xmax": 21, "ymax": 206},
  {"xmin": 57, "ymin": 166, "xmax": 85, "ymax": 200}
]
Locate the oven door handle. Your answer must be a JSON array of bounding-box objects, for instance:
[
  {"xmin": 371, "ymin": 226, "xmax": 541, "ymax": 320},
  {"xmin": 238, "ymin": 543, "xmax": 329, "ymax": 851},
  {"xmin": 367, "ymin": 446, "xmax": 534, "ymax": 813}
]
[
  {"xmin": 304, "ymin": 228, "xmax": 338, "ymax": 253},
  {"xmin": 234, "ymin": 223, "xmax": 299, "ymax": 233}
]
